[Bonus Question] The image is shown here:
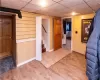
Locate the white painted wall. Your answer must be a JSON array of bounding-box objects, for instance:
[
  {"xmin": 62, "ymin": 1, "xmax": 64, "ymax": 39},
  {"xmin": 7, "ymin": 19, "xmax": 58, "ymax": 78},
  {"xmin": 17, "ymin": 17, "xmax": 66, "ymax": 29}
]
[
  {"xmin": 36, "ymin": 16, "xmax": 42, "ymax": 61},
  {"xmin": 36, "ymin": 16, "xmax": 51, "ymax": 61}
]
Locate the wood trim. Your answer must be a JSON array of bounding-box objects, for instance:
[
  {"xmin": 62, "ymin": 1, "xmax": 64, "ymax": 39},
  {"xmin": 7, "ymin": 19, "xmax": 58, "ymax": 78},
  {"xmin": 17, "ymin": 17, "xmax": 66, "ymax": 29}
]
[
  {"xmin": 12, "ymin": 15, "xmax": 16, "ymax": 66},
  {"xmin": 0, "ymin": 15, "xmax": 14, "ymax": 18},
  {"xmin": 72, "ymin": 51, "xmax": 85, "ymax": 55},
  {"xmin": 0, "ymin": 15, "xmax": 16, "ymax": 66},
  {"xmin": 16, "ymin": 35, "xmax": 36, "ymax": 40},
  {"xmin": 16, "ymin": 38, "xmax": 36, "ymax": 43}
]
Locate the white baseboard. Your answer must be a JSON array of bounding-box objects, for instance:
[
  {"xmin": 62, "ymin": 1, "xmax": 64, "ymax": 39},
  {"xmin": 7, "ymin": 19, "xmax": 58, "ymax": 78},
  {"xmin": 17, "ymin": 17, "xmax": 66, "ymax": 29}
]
[
  {"xmin": 49, "ymin": 49, "xmax": 54, "ymax": 52},
  {"xmin": 17, "ymin": 57, "xmax": 36, "ymax": 67}
]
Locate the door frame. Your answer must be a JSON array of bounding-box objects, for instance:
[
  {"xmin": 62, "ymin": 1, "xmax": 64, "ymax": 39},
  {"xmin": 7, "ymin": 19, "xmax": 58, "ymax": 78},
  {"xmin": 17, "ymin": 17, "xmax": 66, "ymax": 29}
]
[
  {"xmin": 42, "ymin": 18, "xmax": 50, "ymax": 51},
  {"xmin": 12, "ymin": 15, "xmax": 16, "ymax": 66},
  {"xmin": 36, "ymin": 16, "xmax": 50, "ymax": 61},
  {"xmin": 0, "ymin": 15, "xmax": 16, "ymax": 66},
  {"xmin": 62, "ymin": 17, "xmax": 73, "ymax": 52}
]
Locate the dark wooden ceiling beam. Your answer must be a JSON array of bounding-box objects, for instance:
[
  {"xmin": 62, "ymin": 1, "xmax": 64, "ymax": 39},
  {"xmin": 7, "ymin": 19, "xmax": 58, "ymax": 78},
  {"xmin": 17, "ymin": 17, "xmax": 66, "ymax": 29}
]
[{"xmin": 0, "ymin": 7, "xmax": 22, "ymax": 18}]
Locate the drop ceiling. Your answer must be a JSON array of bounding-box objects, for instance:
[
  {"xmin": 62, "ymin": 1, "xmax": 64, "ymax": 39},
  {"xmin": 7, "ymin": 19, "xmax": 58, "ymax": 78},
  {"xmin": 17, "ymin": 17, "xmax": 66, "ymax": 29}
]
[{"xmin": 0, "ymin": 0, "xmax": 100, "ymax": 17}]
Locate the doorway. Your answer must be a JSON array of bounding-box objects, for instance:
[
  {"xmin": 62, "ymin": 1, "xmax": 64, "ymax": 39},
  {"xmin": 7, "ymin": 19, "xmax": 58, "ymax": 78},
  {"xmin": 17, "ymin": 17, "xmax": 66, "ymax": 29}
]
[
  {"xmin": 62, "ymin": 18, "xmax": 72, "ymax": 50},
  {"xmin": 42, "ymin": 19, "xmax": 49, "ymax": 53},
  {"xmin": 0, "ymin": 14, "xmax": 16, "ymax": 74},
  {"xmin": 36, "ymin": 16, "xmax": 50, "ymax": 61},
  {"xmin": 41, "ymin": 18, "xmax": 71, "ymax": 68}
]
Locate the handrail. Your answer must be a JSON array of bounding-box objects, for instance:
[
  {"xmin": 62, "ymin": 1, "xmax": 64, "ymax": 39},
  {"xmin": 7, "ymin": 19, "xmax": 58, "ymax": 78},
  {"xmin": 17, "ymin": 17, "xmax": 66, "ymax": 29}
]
[{"xmin": 42, "ymin": 24, "xmax": 47, "ymax": 33}]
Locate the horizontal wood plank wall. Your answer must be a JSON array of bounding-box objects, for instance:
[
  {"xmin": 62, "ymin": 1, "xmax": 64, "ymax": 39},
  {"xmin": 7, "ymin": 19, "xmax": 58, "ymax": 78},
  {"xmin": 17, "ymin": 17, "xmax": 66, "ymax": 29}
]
[{"xmin": 16, "ymin": 11, "xmax": 37, "ymax": 40}]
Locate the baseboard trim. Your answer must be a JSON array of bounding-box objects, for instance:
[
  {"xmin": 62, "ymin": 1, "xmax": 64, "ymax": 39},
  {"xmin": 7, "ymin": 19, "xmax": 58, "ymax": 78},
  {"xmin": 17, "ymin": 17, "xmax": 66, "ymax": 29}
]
[
  {"xmin": 17, "ymin": 57, "xmax": 36, "ymax": 67},
  {"xmin": 72, "ymin": 51, "xmax": 85, "ymax": 55},
  {"xmin": 49, "ymin": 49, "xmax": 54, "ymax": 52}
]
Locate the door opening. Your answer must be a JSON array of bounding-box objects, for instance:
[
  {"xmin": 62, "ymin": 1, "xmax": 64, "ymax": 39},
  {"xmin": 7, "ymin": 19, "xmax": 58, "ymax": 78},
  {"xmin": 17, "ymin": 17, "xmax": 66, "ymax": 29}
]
[
  {"xmin": 0, "ymin": 14, "xmax": 16, "ymax": 74},
  {"xmin": 62, "ymin": 18, "xmax": 72, "ymax": 50},
  {"xmin": 42, "ymin": 19, "xmax": 49, "ymax": 53},
  {"xmin": 36, "ymin": 16, "xmax": 50, "ymax": 61}
]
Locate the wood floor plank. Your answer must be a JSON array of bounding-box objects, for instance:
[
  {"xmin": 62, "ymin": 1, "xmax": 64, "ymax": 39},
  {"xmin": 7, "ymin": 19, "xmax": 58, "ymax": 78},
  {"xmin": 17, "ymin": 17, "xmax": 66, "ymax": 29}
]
[
  {"xmin": 0, "ymin": 52, "xmax": 88, "ymax": 80},
  {"xmin": 50, "ymin": 52, "xmax": 88, "ymax": 80},
  {"xmin": 59, "ymin": 52, "xmax": 86, "ymax": 71},
  {"xmin": 41, "ymin": 48, "xmax": 71, "ymax": 68},
  {"xmin": 28, "ymin": 60, "xmax": 65, "ymax": 80}
]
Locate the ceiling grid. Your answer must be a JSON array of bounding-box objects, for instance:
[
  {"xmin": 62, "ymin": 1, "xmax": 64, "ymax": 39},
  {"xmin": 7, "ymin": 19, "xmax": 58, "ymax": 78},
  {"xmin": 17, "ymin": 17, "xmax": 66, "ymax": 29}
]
[
  {"xmin": 20, "ymin": 0, "xmax": 32, "ymax": 10},
  {"xmin": 1, "ymin": 0, "xmax": 100, "ymax": 17}
]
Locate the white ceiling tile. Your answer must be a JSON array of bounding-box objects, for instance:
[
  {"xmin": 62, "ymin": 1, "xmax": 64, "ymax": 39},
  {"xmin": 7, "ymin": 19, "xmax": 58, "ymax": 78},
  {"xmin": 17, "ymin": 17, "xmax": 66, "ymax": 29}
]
[
  {"xmin": 86, "ymin": 0, "xmax": 100, "ymax": 11},
  {"xmin": 35, "ymin": 10, "xmax": 62, "ymax": 17},
  {"xmin": 96, "ymin": 0, "xmax": 100, "ymax": 3},
  {"xmin": 84, "ymin": 0, "xmax": 100, "ymax": 4},
  {"xmin": 59, "ymin": 0, "xmax": 84, "ymax": 7},
  {"xmin": 59, "ymin": 9, "xmax": 72, "ymax": 13},
  {"xmin": 42, "ymin": 3, "xmax": 66, "ymax": 12},
  {"xmin": 22, "ymin": 3, "xmax": 41, "ymax": 12},
  {"xmin": 47, "ymin": 13, "xmax": 62, "ymax": 17},
  {"xmin": 63, "ymin": 13, "xmax": 73, "ymax": 17},
  {"xmin": 46, "ymin": 10, "xmax": 66, "ymax": 17},
  {"xmin": 30, "ymin": 0, "xmax": 55, "ymax": 7},
  {"xmin": 84, "ymin": 0, "xmax": 99, "ymax": 2},
  {"xmin": 70, "ymin": 3, "xmax": 93, "ymax": 14},
  {"xmin": 84, "ymin": 0, "xmax": 91, "ymax": 2},
  {"xmin": 1, "ymin": 0, "xmax": 95, "ymax": 17},
  {"xmin": 35, "ymin": 10, "xmax": 49, "ymax": 15},
  {"xmin": 52, "ymin": 0, "xmax": 62, "ymax": 2},
  {"xmin": 1, "ymin": 0, "xmax": 27, "ymax": 9},
  {"xmin": 71, "ymin": 3, "xmax": 88, "ymax": 9},
  {"xmin": 21, "ymin": 0, "xmax": 31, "ymax": 2}
]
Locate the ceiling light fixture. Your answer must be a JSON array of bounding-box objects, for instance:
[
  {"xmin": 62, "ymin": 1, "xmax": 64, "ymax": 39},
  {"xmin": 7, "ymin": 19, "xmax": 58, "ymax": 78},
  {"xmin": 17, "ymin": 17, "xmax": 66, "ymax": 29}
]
[
  {"xmin": 40, "ymin": 0, "xmax": 47, "ymax": 7},
  {"xmin": 71, "ymin": 12, "xmax": 77, "ymax": 16}
]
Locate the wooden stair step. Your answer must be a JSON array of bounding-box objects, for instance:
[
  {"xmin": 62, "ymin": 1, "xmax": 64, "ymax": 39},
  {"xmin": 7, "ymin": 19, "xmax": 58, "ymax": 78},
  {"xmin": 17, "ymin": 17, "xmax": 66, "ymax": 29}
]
[
  {"xmin": 42, "ymin": 48, "xmax": 46, "ymax": 53},
  {"xmin": 42, "ymin": 44, "xmax": 44, "ymax": 48}
]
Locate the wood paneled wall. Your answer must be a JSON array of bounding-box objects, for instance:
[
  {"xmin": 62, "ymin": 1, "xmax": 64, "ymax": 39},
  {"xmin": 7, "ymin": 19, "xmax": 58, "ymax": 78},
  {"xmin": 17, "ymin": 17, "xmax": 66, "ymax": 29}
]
[
  {"xmin": 16, "ymin": 11, "xmax": 37, "ymax": 40},
  {"xmin": 16, "ymin": 11, "xmax": 54, "ymax": 65}
]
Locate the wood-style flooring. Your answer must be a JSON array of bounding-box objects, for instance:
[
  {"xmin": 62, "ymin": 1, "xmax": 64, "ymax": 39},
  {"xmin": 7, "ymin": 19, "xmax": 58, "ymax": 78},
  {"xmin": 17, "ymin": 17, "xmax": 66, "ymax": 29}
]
[
  {"xmin": 0, "ymin": 52, "xmax": 88, "ymax": 80},
  {"xmin": 41, "ymin": 48, "xmax": 71, "ymax": 68}
]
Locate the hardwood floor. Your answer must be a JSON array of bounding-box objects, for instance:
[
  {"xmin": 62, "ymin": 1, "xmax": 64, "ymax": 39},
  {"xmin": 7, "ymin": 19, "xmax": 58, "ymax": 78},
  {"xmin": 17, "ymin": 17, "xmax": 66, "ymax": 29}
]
[
  {"xmin": 0, "ymin": 52, "xmax": 88, "ymax": 80},
  {"xmin": 50, "ymin": 52, "xmax": 87, "ymax": 80},
  {"xmin": 41, "ymin": 48, "xmax": 71, "ymax": 68}
]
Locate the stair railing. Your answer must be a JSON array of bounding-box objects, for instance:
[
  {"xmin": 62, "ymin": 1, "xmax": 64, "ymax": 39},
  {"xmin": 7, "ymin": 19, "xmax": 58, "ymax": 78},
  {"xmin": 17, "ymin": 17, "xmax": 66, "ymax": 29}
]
[{"xmin": 42, "ymin": 24, "xmax": 47, "ymax": 33}]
